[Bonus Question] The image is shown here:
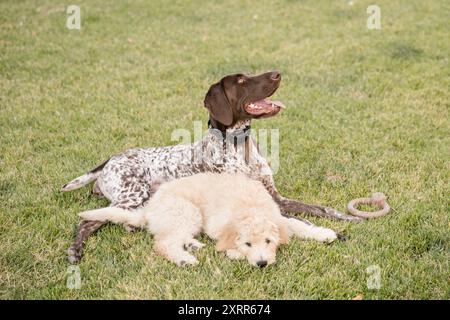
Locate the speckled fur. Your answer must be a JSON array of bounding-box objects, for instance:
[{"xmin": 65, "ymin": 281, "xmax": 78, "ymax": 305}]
[{"xmin": 93, "ymin": 120, "xmax": 274, "ymax": 207}]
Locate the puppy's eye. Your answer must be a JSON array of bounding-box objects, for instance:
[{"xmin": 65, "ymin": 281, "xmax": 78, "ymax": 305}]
[
  {"xmin": 237, "ymin": 77, "xmax": 246, "ymax": 84},
  {"xmin": 245, "ymin": 242, "xmax": 252, "ymax": 247},
  {"xmin": 265, "ymin": 239, "xmax": 271, "ymax": 244}
]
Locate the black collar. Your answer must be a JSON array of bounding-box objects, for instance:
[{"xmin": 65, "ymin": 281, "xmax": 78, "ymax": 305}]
[{"xmin": 208, "ymin": 119, "xmax": 251, "ymax": 144}]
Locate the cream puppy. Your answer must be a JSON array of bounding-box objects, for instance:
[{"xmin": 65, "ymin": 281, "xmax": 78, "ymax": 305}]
[{"xmin": 79, "ymin": 173, "xmax": 338, "ymax": 267}]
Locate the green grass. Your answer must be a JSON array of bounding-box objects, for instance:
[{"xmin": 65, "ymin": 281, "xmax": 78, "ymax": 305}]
[{"xmin": 0, "ymin": 0, "xmax": 449, "ymax": 299}]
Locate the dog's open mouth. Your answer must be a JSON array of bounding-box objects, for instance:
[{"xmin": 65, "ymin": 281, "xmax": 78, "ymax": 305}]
[{"xmin": 244, "ymin": 99, "xmax": 285, "ymax": 116}]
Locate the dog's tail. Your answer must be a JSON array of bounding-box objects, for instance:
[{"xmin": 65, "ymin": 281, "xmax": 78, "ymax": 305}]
[
  {"xmin": 61, "ymin": 159, "xmax": 110, "ymax": 192},
  {"xmin": 79, "ymin": 207, "xmax": 145, "ymax": 227}
]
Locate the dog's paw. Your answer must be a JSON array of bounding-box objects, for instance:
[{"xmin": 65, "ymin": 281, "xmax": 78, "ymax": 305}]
[
  {"xmin": 178, "ymin": 255, "xmax": 199, "ymax": 267},
  {"xmin": 67, "ymin": 246, "xmax": 82, "ymax": 264},
  {"xmin": 184, "ymin": 239, "xmax": 205, "ymax": 252},
  {"xmin": 313, "ymin": 227, "xmax": 338, "ymax": 243},
  {"xmin": 226, "ymin": 249, "xmax": 244, "ymax": 260},
  {"xmin": 336, "ymin": 232, "xmax": 348, "ymax": 242},
  {"xmin": 124, "ymin": 224, "xmax": 139, "ymax": 233}
]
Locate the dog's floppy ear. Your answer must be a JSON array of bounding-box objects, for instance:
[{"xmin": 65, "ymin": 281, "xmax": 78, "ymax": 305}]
[
  {"xmin": 216, "ymin": 222, "xmax": 238, "ymax": 251},
  {"xmin": 204, "ymin": 81, "xmax": 233, "ymax": 126},
  {"xmin": 277, "ymin": 221, "xmax": 290, "ymax": 245}
]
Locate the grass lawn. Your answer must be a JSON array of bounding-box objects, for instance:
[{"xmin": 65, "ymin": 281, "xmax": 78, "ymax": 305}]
[{"xmin": 0, "ymin": 0, "xmax": 449, "ymax": 299}]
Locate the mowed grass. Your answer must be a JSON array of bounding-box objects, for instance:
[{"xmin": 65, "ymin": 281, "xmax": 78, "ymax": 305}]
[{"xmin": 0, "ymin": 0, "xmax": 449, "ymax": 299}]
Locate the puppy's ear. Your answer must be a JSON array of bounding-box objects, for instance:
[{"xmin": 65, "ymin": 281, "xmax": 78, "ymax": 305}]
[
  {"xmin": 278, "ymin": 221, "xmax": 290, "ymax": 245},
  {"xmin": 204, "ymin": 81, "xmax": 233, "ymax": 126},
  {"xmin": 216, "ymin": 222, "xmax": 238, "ymax": 251}
]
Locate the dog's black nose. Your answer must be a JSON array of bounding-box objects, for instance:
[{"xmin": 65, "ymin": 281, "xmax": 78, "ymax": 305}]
[
  {"xmin": 270, "ymin": 71, "xmax": 281, "ymax": 81},
  {"xmin": 256, "ymin": 260, "xmax": 268, "ymax": 268}
]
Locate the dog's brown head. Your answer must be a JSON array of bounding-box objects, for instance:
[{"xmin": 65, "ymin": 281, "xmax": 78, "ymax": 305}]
[{"xmin": 204, "ymin": 71, "xmax": 284, "ymax": 130}]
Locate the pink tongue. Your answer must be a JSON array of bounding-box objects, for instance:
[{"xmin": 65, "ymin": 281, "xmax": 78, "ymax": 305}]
[
  {"xmin": 245, "ymin": 99, "xmax": 284, "ymax": 115},
  {"xmin": 253, "ymin": 99, "xmax": 285, "ymax": 109}
]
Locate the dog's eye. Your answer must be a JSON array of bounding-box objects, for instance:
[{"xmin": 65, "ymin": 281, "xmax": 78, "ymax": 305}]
[
  {"xmin": 266, "ymin": 239, "xmax": 271, "ymax": 244},
  {"xmin": 237, "ymin": 77, "xmax": 246, "ymax": 84},
  {"xmin": 245, "ymin": 242, "xmax": 252, "ymax": 247}
]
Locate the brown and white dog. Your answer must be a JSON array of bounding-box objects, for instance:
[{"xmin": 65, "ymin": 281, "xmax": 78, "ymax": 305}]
[
  {"xmin": 79, "ymin": 173, "xmax": 339, "ymax": 267},
  {"xmin": 63, "ymin": 71, "xmax": 358, "ymax": 263}
]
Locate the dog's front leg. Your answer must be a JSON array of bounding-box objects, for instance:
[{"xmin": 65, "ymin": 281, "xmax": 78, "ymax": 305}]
[
  {"xmin": 281, "ymin": 216, "xmax": 338, "ymax": 243},
  {"xmin": 276, "ymin": 195, "xmax": 362, "ymax": 222},
  {"xmin": 259, "ymin": 175, "xmax": 362, "ymax": 222}
]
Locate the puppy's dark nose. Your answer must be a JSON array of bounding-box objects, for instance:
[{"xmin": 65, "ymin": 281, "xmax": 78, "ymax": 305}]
[
  {"xmin": 256, "ymin": 260, "xmax": 268, "ymax": 268},
  {"xmin": 270, "ymin": 71, "xmax": 281, "ymax": 81}
]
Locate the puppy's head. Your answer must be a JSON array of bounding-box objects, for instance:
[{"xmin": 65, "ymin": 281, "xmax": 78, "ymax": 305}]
[{"xmin": 217, "ymin": 211, "xmax": 289, "ymax": 268}]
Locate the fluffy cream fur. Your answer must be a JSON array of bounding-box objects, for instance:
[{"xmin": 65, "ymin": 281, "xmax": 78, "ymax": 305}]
[{"xmin": 80, "ymin": 173, "xmax": 338, "ymax": 267}]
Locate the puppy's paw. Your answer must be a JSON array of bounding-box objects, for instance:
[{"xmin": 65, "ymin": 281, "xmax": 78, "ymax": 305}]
[
  {"xmin": 313, "ymin": 227, "xmax": 338, "ymax": 243},
  {"xmin": 124, "ymin": 224, "xmax": 139, "ymax": 233},
  {"xmin": 184, "ymin": 239, "xmax": 205, "ymax": 252},
  {"xmin": 177, "ymin": 255, "xmax": 199, "ymax": 267},
  {"xmin": 336, "ymin": 232, "xmax": 348, "ymax": 242},
  {"xmin": 226, "ymin": 249, "xmax": 244, "ymax": 260}
]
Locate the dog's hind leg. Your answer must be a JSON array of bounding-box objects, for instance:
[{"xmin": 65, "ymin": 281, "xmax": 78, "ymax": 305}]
[
  {"xmin": 67, "ymin": 191, "xmax": 149, "ymax": 263},
  {"xmin": 92, "ymin": 181, "xmax": 105, "ymax": 198},
  {"xmin": 68, "ymin": 220, "xmax": 106, "ymax": 264}
]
